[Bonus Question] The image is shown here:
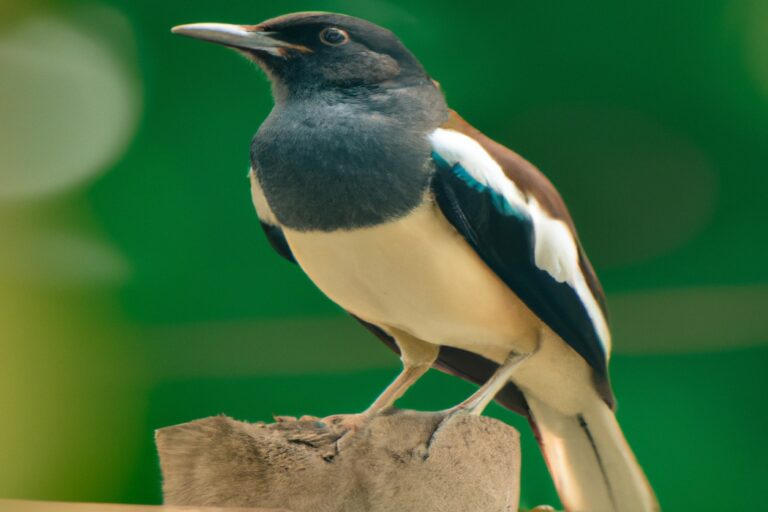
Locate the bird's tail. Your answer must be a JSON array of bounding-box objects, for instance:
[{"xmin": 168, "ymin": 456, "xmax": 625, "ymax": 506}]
[{"xmin": 525, "ymin": 393, "xmax": 659, "ymax": 512}]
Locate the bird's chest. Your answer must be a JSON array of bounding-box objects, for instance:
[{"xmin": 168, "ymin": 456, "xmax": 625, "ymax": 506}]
[
  {"xmin": 282, "ymin": 201, "xmax": 542, "ymax": 359},
  {"xmin": 251, "ymin": 106, "xmax": 432, "ymax": 232}
]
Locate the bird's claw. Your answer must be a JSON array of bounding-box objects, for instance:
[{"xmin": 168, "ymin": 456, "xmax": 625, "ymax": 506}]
[
  {"xmin": 424, "ymin": 405, "xmax": 472, "ymax": 457},
  {"xmin": 323, "ymin": 412, "xmax": 370, "ymax": 434},
  {"xmin": 318, "ymin": 412, "xmax": 372, "ymax": 452}
]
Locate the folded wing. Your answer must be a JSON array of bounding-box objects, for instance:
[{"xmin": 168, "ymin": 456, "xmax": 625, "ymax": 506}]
[{"xmin": 429, "ymin": 112, "xmax": 613, "ymax": 405}]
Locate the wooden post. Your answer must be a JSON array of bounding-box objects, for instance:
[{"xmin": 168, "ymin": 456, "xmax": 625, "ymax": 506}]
[{"xmin": 156, "ymin": 409, "xmax": 521, "ymax": 512}]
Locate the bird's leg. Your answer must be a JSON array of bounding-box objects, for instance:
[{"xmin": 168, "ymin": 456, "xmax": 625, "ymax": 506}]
[
  {"xmin": 324, "ymin": 330, "xmax": 438, "ymax": 435},
  {"xmin": 324, "ymin": 362, "xmax": 431, "ymax": 433},
  {"xmin": 424, "ymin": 351, "xmax": 529, "ymax": 453},
  {"xmin": 451, "ymin": 351, "xmax": 530, "ymax": 416},
  {"xmin": 364, "ymin": 362, "xmax": 432, "ymax": 414}
]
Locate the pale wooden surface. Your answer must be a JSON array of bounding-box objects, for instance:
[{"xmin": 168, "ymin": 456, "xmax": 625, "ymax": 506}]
[
  {"xmin": 0, "ymin": 500, "xmax": 287, "ymax": 512},
  {"xmin": 157, "ymin": 409, "xmax": 521, "ymax": 512}
]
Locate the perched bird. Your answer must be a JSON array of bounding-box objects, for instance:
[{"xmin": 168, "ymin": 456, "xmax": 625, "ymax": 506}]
[{"xmin": 173, "ymin": 12, "xmax": 658, "ymax": 512}]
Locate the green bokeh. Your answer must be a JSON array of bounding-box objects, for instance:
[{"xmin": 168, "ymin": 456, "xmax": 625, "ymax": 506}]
[{"xmin": 1, "ymin": 0, "xmax": 767, "ymax": 510}]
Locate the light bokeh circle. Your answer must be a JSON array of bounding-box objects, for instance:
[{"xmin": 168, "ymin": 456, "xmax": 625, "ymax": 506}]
[{"xmin": 0, "ymin": 6, "xmax": 141, "ymax": 200}]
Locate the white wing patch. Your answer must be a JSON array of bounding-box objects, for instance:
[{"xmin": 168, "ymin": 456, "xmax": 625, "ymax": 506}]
[
  {"xmin": 429, "ymin": 128, "xmax": 527, "ymax": 209},
  {"xmin": 530, "ymin": 199, "xmax": 612, "ymax": 352},
  {"xmin": 529, "ymin": 198, "xmax": 580, "ymax": 285},
  {"xmin": 249, "ymin": 167, "xmax": 279, "ymax": 226},
  {"xmin": 430, "ymin": 129, "xmax": 612, "ymax": 353}
]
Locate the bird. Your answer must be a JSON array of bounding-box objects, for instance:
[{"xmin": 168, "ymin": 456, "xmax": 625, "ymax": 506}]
[{"xmin": 172, "ymin": 12, "xmax": 659, "ymax": 512}]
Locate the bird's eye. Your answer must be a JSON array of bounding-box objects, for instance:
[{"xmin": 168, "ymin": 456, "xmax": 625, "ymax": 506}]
[{"xmin": 319, "ymin": 27, "xmax": 349, "ymax": 46}]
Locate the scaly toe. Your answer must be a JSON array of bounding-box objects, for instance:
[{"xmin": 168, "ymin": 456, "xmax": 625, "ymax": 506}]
[
  {"xmin": 423, "ymin": 406, "xmax": 472, "ymax": 457},
  {"xmin": 322, "ymin": 412, "xmax": 372, "ymax": 436}
]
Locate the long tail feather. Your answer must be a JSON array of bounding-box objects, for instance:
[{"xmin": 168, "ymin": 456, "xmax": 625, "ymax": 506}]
[{"xmin": 526, "ymin": 393, "xmax": 659, "ymax": 512}]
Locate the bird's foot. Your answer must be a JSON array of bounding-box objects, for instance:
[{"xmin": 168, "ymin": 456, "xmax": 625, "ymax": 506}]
[
  {"xmin": 308, "ymin": 412, "xmax": 374, "ymax": 452},
  {"xmin": 270, "ymin": 412, "xmax": 373, "ymax": 456},
  {"xmin": 440, "ymin": 402, "xmax": 478, "ymax": 422},
  {"xmin": 322, "ymin": 412, "xmax": 372, "ymax": 435},
  {"xmin": 423, "ymin": 405, "xmax": 472, "ymax": 457}
]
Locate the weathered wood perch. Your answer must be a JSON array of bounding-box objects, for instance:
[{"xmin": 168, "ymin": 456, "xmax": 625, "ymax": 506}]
[{"xmin": 156, "ymin": 409, "xmax": 521, "ymax": 512}]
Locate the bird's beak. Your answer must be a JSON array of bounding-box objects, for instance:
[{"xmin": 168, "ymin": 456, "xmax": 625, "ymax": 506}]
[{"xmin": 172, "ymin": 23, "xmax": 304, "ymax": 55}]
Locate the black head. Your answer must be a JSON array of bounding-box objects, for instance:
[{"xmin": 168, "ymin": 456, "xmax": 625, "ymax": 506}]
[{"xmin": 173, "ymin": 12, "xmax": 434, "ymax": 98}]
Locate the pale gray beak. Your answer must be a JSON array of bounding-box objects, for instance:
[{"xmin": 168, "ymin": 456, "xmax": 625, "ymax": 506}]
[{"xmin": 172, "ymin": 23, "xmax": 301, "ymax": 55}]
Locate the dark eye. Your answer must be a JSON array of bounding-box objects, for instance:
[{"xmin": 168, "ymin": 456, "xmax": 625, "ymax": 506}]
[{"xmin": 320, "ymin": 27, "xmax": 349, "ymax": 46}]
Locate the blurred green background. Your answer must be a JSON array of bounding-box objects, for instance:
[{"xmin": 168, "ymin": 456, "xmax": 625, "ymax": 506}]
[{"xmin": 1, "ymin": 0, "xmax": 767, "ymax": 510}]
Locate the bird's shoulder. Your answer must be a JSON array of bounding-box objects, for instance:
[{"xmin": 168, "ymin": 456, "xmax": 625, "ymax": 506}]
[
  {"xmin": 249, "ymin": 167, "xmax": 279, "ymax": 225},
  {"xmin": 249, "ymin": 167, "xmax": 296, "ymax": 263},
  {"xmin": 437, "ymin": 111, "xmax": 573, "ymax": 229}
]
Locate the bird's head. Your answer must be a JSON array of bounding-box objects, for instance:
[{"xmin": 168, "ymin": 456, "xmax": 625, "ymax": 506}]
[{"xmin": 172, "ymin": 12, "xmax": 435, "ymax": 100}]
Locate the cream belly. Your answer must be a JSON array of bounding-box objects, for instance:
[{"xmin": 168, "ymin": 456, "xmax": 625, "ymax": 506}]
[
  {"xmin": 283, "ymin": 199, "xmax": 598, "ymax": 413},
  {"xmin": 283, "ymin": 200, "xmax": 542, "ymax": 363}
]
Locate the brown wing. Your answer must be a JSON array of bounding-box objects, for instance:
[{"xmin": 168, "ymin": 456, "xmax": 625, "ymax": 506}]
[
  {"xmin": 441, "ymin": 111, "xmax": 608, "ymax": 318},
  {"xmin": 433, "ymin": 111, "xmax": 614, "ymax": 407}
]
